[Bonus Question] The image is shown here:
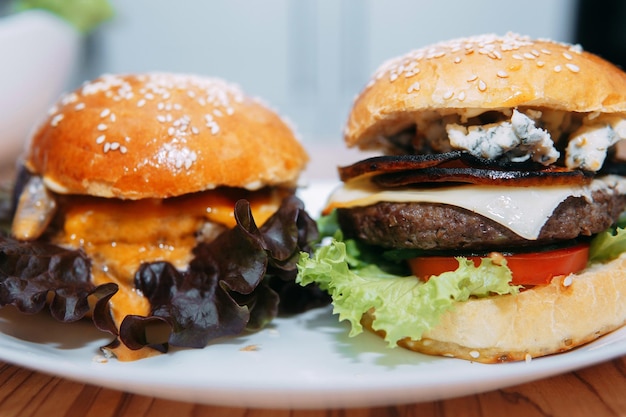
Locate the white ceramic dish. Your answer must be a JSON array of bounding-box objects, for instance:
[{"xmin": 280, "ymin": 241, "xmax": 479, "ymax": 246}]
[
  {"xmin": 0, "ymin": 10, "xmax": 80, "ymax": 165},
  {"xmin": 0, "ymin": 182, "xmax": 624, "ymax": 409}
]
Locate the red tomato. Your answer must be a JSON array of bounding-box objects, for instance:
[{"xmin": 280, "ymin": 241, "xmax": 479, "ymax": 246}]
[{"xmin": 407, "ymin": 243, "xmax": 590, "ymax": 286}]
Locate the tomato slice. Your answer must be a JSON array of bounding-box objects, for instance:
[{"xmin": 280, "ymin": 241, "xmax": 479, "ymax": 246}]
[{"xmin": 407, "ymin": 243, "xmax": 590, "ymax": 286}]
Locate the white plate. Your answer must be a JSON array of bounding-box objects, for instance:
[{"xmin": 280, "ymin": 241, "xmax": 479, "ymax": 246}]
[{"xmin": 0, "ymin": 182, "xmax": 625, "ymax": 410}]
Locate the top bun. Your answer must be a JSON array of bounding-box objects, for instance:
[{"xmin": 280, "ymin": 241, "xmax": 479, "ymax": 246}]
[
  {"xmin": 25, "ymin": 73, "xmax": 308, "ymax": 199},
  {"xmin": 346, "ymin": 33, "xmax": 626, "ymax": 149}
]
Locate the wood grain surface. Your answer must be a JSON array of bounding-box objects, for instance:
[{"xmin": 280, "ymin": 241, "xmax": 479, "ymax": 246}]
[{"xmin": 0, "ymin": 355, "xmax": 624, "ymax": 417}]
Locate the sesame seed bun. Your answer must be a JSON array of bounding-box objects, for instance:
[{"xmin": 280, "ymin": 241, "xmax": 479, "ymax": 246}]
[
  {"xmin": 346, "ymin": 32, "xmax": 626, "ymax": 149},
  {"xmin": 25, "ymin": 73, "xmax": 308, "ymax": 199},
  {"xmin": 362, "ymin": 253, "xmax": 626, "ymax": 363}
]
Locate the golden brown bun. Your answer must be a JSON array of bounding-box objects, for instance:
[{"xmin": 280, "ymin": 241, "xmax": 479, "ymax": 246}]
[
  {"xmin": 346, "ymin": 33, "xmax": 626, "ymax": 149},
  {"xmin": 362, "ymin": 254, "xmax": 626, "ymax": 363},
  {"xmin": 25, "ymin": 73, "xmax": 308, "ymax": 199}
]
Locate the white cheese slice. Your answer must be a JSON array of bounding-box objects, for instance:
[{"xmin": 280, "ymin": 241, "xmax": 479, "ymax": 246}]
[{"xmin": 326, "ymin": 176, "xmax": 626, "ymax": 240}]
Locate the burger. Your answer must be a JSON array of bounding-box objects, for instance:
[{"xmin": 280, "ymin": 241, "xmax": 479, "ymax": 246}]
[
  {"xmin": 297, "ymin": 33, "xmax": 626, "ymax": 363},
  {"xmin": 2, "ymin": 72, "xmax": 326, "ymax": 360}
]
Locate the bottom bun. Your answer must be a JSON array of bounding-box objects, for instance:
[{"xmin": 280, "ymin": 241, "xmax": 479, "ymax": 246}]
[{"xmin": 361, "ymin": 254, "xmax": 626, "ymax": 363}]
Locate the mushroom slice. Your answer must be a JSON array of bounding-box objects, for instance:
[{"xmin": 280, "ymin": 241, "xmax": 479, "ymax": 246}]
[{"xmin": 11, "ymin": 176, "xmax": 57, "ymax": 240}]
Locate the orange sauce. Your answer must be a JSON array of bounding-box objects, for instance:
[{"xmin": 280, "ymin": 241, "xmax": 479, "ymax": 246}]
[{"xmin": 54, "ymin": 188, "xmax": 285, "ymax": 331}]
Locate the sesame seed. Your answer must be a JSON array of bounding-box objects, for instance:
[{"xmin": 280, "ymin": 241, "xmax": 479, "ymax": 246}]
[
  {"xmin": 120, "ymin": 146, "xmax": 128, "ymax": 154},
  {"xmin": 191, "ymin": 126, "xmax": 199, "ymax": 135},
  {"xmin": 469, "ymin": 350, "xmax": 480, "ymax": 359},
  {"xmin": 97, "ymin": 123, "xmax": 107, "ymax": 131},
  {"xmin": 478, "ymin": 80, "xmax": 487, "ymax": 91},
  {"xmin": 443, "ymin": 90, "xmax": 454, "ymax": 100},
  {"xmin": 96, "ymin": 135, "xmax": 106, "ymax": 144},
  {"xmin": 51, "ymin": 114, "xmax": 64, "ymax": 127},
  {"xmin": 174, "ymin": 103, "xmax": 182, "ymax": 110},
  {"xmin": 407, "ymin": 81, "xmax": 420, "ymax": 93},
  {"xmin": 541, "ymin": 48, "xmax": 552, "ymax": 55},
  {"xmin": 137, "ymin": 99, "xmax": 146, "ymax": 107},
  {"xmin": 554, "ymin": 65, "xmax": 562, "ymax": 73},
  {"xmin": 100, "ymin": 108, "xmax": 111, "ymax": 118},
  {"xmin": 125, "ymin": 136, "xmax": 131, "ymax": 142},
  {"xmin": 536, "ymin": 60, "xmax": 546, "ymax": 67},
  {"xmin": 496, "ymin": 70, "xmax": 509, "ymax": 78},
  {"xmin": 458, "ymin": 91, "xmax": 466, "ymax": 101},
  {"xmin": 454, "ymin": 57, "xmax": 462, "ymax": 64},
  {"xmin": 563, "ymin": 275, "xmax": 573, "ymax": 287},
  {"xmin": 467, "ymin": 74, "xmax": 478, "ymax": 82},
  {"xmin": 525, "ymin": 354, "xmax": 532, "ymax": 363},
  {"xmin": 210, "ymin": 124, "xmax": 220, "ymax": 135},
  {"xmin": 110, "ymin": 142, "xmax": 120, "ymax": 150},
  {"xmin": 110, "ymin": 113, "xmax": 116, "ymax": 122},
  {"xmin": 145, "ymin": 93, "xmax": 154, "ymax": 100},
  {"xmin": 563, "ymin": 52, "xmax": 573, "ymax": 60},
  {"xmin": 75, "ymin": 103, "xmax": 86, "ymax": 111},
  {"xmin": 158, "ymin": 103, "xmax": 164, "ymax": 110},
  {"xmin": 213, "ymin": 109, "xmax": 223, "ymax": 117},
  {"xmin": 104, "ymin": 142, "xmax": 111, "ymax": 153},
  {"xmin": 512, "ymin": 54, "xmax": 523, "ymax": 60},
  {"xmin": 566, "ymin": 63, "xmax": 580, "ymax": 73},
  {"xmin": 523, "ymin": 52, "xmax": 536, "ymax": 60},
  {"xmin": 531, "ymin": 49, "xmax": 540, "ymax": 57},
  {"xmin": 389, "ymin": 72, "xmax": 399, "ymax": 82},
  {"xmin": 168, "ymin": 127, "xmax": 175, "ymax": 136},
  {"xmin": 157, "ymin": 115, "xmax": 166, "ymax": 123}
]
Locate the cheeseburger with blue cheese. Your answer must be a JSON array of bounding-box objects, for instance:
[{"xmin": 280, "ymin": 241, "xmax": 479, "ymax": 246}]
[{"xmin": 298, "ymin": 33, "xmax": 626, "ymax": 363}]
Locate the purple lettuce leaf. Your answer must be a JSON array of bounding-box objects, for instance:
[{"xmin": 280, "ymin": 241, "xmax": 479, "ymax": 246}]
[
  {"xmin": 112, "ymin": 195, "xmax": 328, "ymax": 352},
  {"xmin": 0, "ymin": 236, "xmax": 117, "ymax": 322},
  {"xmin": 0, "ymin": 190, "xmax": 329, "ymax": 356}
]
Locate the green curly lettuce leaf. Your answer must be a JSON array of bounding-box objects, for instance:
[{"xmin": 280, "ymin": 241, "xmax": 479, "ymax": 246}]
[
  {"xmin": 589, "ymin": 213, "xmax": 626, "ymax": 263},
  {"xmin": 297, "ymin": 227, "xmax": 520, "ymax": 346}
]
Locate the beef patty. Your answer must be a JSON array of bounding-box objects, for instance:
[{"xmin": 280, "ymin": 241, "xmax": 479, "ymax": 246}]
[{"xmin": 336, "ymin": 190, "xmax": 626, "ymax": 251}]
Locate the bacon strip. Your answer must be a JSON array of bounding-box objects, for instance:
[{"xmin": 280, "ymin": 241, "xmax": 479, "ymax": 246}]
[
  {"xmin": 373, "ymin": 166, "xmax": 593, "ymax": 187},
  {"xmin": 339, "ymin": 153, "xmax": 593, "ymax": 187}
]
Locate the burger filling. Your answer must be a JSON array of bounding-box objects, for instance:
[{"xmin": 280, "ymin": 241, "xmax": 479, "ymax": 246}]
[
  {"xmin": 296, "ymin": 109, "xmax": 626, "ymax": 354},
  {"xmin": 387, "ymin": 107, "xmax": 626, "ymax": 172},
  {"xmin": 10, "ymin": 177, "xmax": 288, "ymax": 329}
]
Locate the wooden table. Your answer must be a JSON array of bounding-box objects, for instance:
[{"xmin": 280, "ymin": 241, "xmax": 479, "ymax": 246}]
[{"xmin": 0, "ymin": 356, "xmax": 624, "ymax": 417}]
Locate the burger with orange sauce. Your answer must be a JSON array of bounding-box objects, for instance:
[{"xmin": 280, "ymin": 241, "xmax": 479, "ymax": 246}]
[
  {"xmin": 1, "ymin": 73, "xmax": 326, "ymax": 360},
  {"xmin": 297, "ymin": 33, "xmax": 626, "ymax": 363}
]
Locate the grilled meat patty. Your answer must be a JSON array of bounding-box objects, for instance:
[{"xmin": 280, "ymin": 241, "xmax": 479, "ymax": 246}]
[{"xmin": 336, "ymin": 190, "xmax": 626, "ymax": 251}]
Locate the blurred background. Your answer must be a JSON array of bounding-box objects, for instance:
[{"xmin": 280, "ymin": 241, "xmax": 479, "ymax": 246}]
[{"xmin": 0, "ymin": 0, "xmax": 621, "ymax": 173}]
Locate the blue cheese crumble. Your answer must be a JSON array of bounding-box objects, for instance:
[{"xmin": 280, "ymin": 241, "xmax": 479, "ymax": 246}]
[
  {"xmin": 445, "ymin": 109, "xmax": 559, "ymax": 165},
  {"xmin": 566, "ymin": 116, "xmax": 626, "ymax": 171}
]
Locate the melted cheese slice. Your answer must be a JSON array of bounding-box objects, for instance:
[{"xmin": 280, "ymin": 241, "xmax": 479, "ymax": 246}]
[
  {"xmin": 325, "ymin": 176, "xmax": 626, "ymax": 240},
  {"xmin": 54, "ymin": 188, "xmax": 284, "ymax": 330}
]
